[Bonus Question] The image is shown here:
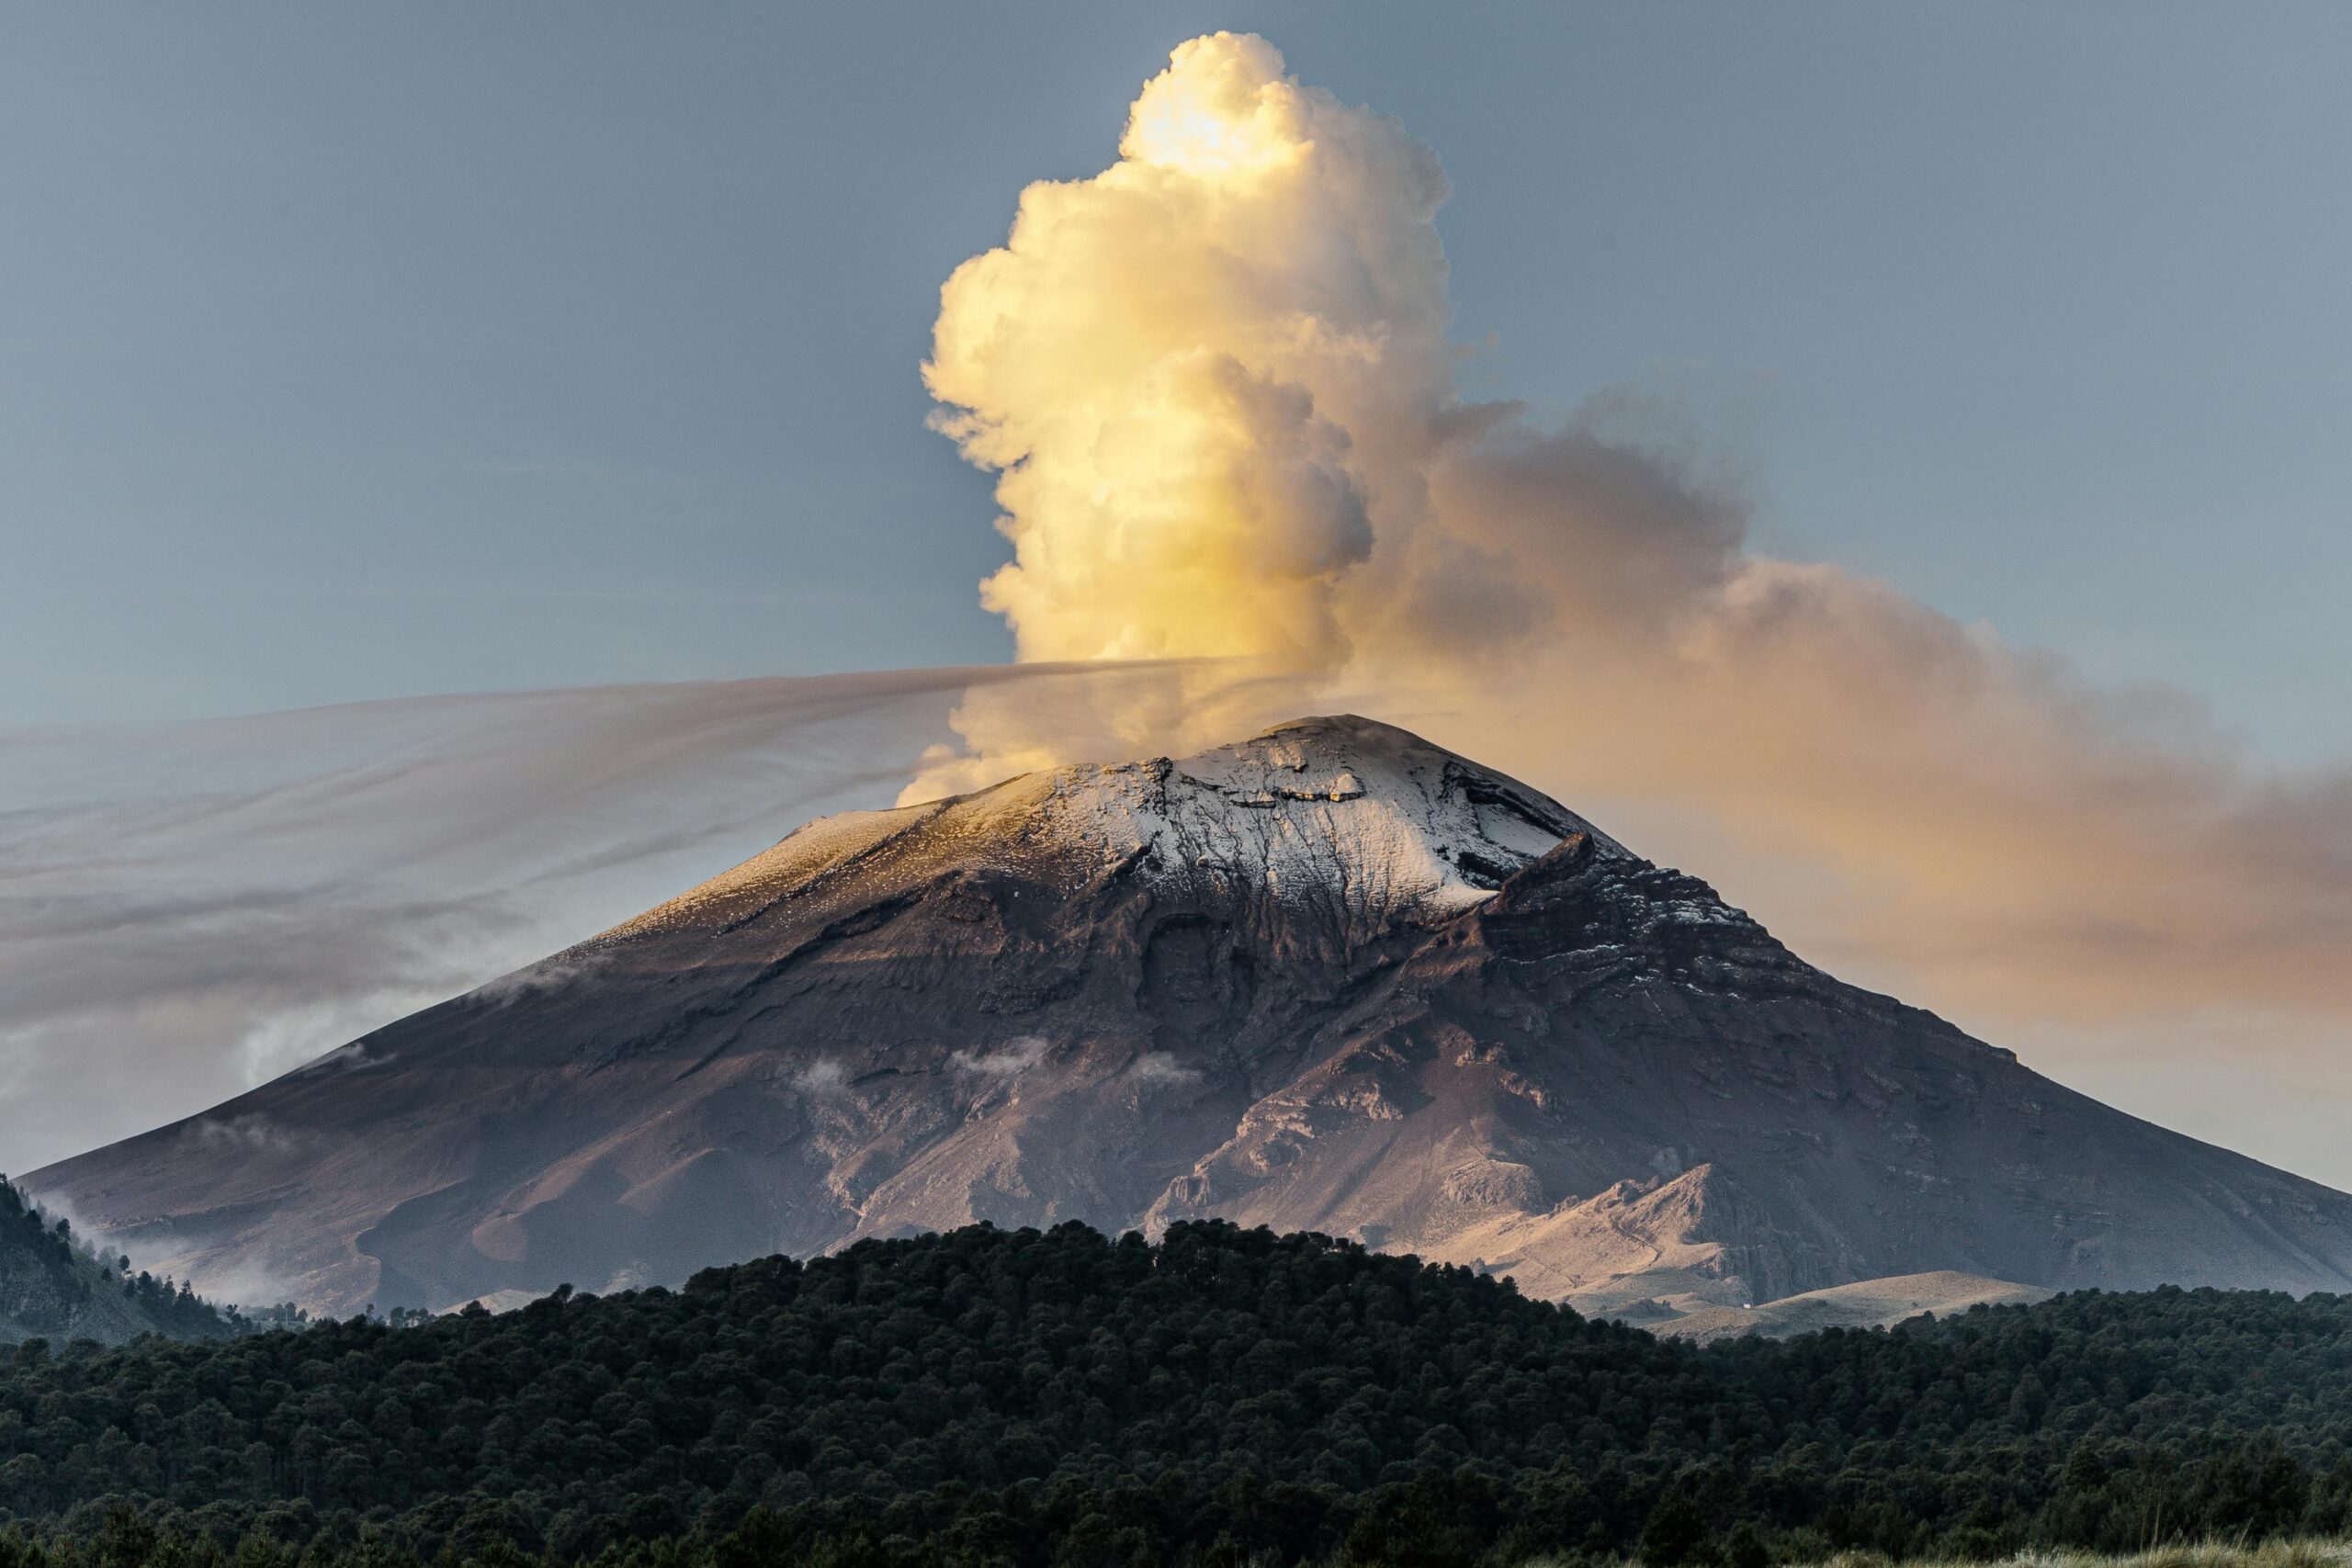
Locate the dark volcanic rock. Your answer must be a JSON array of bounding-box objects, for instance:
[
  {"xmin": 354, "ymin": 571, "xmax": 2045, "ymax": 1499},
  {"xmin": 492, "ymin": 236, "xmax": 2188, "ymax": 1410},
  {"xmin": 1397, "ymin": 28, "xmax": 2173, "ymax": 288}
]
[{"xmin": 28, "ymin": 716, "xmax": 2352, "ymax": 1316}]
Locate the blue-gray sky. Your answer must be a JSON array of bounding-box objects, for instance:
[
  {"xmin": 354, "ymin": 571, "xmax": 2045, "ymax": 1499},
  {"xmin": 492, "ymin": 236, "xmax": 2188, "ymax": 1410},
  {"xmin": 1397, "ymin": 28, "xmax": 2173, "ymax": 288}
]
[{"xmin": 6, "ymin": 3, "xmax": 2347, "ymax": 754}]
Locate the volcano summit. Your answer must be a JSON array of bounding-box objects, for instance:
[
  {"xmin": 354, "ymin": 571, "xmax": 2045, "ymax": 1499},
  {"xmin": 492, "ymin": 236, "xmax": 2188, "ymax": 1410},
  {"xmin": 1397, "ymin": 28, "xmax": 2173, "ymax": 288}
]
[{"xmin": 31, "ymin": 717, "xmax": 2352, "ymax": 1320}]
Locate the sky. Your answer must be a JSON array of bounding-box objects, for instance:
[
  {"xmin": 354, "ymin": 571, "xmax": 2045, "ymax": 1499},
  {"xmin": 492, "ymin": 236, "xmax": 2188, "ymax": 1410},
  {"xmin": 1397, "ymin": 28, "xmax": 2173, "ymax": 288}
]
[
  {"xmin": 6, "ymin": 4, "xmax": 2347, "ymax": 750},
  {"xmin": 5, "ymin": 6, "xmax": 2351, "ymax": 1184}
]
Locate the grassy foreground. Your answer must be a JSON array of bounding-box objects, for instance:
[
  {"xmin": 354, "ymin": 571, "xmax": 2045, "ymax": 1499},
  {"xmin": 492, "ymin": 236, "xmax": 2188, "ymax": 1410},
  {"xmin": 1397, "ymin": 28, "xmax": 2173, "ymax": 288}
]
[
  {"xmin": 1678, "ymin": 1547, "xmax": 2352, "ymax": 1568},
  {"xmin": 6, "ymin": 1523, "xmax": 2350, "ymax": 1568}
]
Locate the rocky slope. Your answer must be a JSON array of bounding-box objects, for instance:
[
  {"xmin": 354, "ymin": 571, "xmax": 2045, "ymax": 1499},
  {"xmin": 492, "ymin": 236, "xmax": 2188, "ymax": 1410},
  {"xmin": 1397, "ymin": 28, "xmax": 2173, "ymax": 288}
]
[{"xmin": 28, "ymin": 716, "xmax": 2352, "ymax": 1317}]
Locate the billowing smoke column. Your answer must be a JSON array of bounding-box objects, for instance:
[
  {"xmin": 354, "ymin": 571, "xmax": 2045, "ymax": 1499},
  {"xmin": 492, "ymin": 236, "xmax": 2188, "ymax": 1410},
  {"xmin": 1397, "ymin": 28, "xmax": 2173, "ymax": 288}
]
[
  {"xmin": 913, "ymin": 30, "xmax": 1747, "ymax": 781},
  {"xmin": 912, "ymin": 33, "xmax": 2352, "ymax": 1049},
  {"xmin": 925, "ymin": 34, "xmax": 1449, "ymax": 673}
]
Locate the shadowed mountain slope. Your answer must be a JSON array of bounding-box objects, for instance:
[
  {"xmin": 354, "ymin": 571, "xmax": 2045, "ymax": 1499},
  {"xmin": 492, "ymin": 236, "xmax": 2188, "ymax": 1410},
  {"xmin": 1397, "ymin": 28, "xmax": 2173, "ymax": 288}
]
[{"xmin": 29, "ymin": 716, "xmax": 2352, "ymax": 1316}]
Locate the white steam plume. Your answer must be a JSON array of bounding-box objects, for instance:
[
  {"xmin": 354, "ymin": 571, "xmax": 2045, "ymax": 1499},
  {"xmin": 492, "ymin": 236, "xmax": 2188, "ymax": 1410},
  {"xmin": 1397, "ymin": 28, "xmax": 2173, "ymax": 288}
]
[{"xmin": 910, "ymin": 32, "xmax": 2352, "ymax": 1050}]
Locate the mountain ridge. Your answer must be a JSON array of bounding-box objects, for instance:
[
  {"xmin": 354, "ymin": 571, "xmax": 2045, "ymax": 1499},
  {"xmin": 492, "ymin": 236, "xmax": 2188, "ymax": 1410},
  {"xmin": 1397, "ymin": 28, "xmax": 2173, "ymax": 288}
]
[{"xmin": 28, "ymin": 715, "xmax": 2352, "ymax": 1316}]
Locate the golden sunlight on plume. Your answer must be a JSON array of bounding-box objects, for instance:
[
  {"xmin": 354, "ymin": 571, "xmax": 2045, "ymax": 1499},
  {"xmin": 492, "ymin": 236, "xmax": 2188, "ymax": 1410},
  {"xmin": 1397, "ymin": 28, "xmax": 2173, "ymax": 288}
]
[
  {"xmin": 1121, "ymin": 32, "xmax": 1307, "ymax": 177},
  {"xmin": 903, "ymin": 32, "xmax": 2352, "ymax": 1046},
  {"xmin": 920, "ymin": 31, "xmax": 1447, "ymax": 682}
]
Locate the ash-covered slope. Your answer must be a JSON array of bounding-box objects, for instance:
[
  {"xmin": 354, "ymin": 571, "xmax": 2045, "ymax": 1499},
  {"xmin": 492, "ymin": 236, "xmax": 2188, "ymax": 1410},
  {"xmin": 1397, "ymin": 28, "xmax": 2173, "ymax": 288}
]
[{"xmin": 28, "ymin": 717, "xmax": 2352, "ymax": 1316}]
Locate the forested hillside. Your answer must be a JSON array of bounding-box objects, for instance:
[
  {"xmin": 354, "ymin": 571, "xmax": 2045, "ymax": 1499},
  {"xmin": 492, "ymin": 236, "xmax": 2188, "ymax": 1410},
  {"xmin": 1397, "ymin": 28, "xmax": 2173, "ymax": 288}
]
[
  {"xmin": 0, "ymin": 1179, "xmax": 267, "ymax": 1348},
  {"xmin": 3, "ymin": 1222, "xmax": 2351, "ymax": 1568}
]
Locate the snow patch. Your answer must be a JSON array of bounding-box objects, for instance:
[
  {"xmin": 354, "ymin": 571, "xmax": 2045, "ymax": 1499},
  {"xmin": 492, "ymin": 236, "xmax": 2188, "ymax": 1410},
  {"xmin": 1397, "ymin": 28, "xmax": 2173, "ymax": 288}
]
[{"xmin": 978, "ymin": 715, "xmax": 1626, "ymax": 927}]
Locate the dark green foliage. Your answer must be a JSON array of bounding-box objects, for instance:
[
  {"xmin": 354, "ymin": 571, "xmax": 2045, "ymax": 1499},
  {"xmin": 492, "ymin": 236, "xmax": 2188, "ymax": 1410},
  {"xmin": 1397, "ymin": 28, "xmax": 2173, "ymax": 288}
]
[
  {"xmin": 0, "ymin": 1179, "xmax": 262, "ymax": 1346},
  {"xmin": 3, "ymin": 1221, "xmax": 2352, "ymax": 1568},
  {"xmin": 1639, "ymin": 1496, "xmax": 1712, "ymax": 1568}
]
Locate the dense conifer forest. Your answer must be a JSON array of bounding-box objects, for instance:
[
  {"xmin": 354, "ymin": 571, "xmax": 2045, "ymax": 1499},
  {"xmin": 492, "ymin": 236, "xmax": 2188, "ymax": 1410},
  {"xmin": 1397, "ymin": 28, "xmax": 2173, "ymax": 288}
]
[
  {"xmin": 3, "ymin": 1222, "xmax": 2350, "ymax": 1568},
  {"xmin": 0, "ymin": 1179, "xmax": 287, "ymax": 1348}
]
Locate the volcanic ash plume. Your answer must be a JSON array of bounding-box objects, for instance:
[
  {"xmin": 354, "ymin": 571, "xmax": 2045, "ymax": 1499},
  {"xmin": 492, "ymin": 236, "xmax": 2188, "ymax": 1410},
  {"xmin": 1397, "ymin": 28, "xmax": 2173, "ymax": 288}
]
[
  {"xmin": 926, "ymin": 33, "xmax": 1446, "ymax": 672},
  {"xmin": 908, "ymin": 32, "xmax": 2352, "ymax": 1042}
]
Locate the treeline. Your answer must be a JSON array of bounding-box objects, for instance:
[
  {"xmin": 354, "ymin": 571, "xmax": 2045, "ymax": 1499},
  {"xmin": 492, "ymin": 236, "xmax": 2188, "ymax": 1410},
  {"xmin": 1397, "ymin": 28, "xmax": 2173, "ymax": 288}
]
[
  {"xmin": 0, "ymin": 1179, "xmax": 287, "ymax": 1348},
  {"xmin": 4, "ymin": 1222, "xmax": 2352, "ymax": 1568}
]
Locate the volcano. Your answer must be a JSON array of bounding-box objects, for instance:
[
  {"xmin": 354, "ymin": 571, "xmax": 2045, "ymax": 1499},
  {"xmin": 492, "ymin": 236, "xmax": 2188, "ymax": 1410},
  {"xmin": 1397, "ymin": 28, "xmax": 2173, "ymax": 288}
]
[{"xmin": 29, "ymin": 716, "xmax": 2352, "ymax": 1319}]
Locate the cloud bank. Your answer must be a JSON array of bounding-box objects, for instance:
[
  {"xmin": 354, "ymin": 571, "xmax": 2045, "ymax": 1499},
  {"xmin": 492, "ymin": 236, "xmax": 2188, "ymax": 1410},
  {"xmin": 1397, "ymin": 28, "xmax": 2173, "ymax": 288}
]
[{"xmin": 912, "ymin": 33, "xmax": 2352, "ymax": 1046}]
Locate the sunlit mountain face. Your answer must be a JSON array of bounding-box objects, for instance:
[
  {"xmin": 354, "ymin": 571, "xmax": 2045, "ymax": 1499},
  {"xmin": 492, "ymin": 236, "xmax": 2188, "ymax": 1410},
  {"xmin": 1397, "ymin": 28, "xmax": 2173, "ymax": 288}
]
[{"xmin": 33, "ymin": 717, "xmax": 2352, "ymax": 1323}]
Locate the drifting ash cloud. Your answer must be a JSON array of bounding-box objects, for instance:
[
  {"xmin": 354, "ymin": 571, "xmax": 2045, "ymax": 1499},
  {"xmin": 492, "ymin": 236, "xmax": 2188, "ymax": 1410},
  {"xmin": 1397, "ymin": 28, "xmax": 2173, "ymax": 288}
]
[
  {"xmin": 910, "ymin": 33, "xmax": 2352, "ymax": 1051},
  {"xmin": 0, "ymin": 666, "xmax": 1113, "ymax": 1172}
]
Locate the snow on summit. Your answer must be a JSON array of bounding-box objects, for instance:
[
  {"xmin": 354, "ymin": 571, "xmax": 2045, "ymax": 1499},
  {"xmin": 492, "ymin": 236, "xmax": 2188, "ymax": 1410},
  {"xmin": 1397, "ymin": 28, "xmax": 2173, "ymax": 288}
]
[
  {"xmin": 1045, "ymin": 715, "xmax": 1627, "ymax": 919},
  {"xmin": 608, "ymin": 716, "xmax": 1624, "ymax": 943}
]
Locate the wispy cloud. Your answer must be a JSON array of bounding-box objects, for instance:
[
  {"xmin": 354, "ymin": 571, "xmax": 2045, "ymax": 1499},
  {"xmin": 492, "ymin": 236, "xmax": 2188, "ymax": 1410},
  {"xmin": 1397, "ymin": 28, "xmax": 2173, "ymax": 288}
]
[
  {"xmin": 950, "ymin": 1036, "xmax": 1049, "ymax": 1077},
  {"xmin": 0, "ymin": 666, "xmax": 1090, "ymax": 1172}
]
